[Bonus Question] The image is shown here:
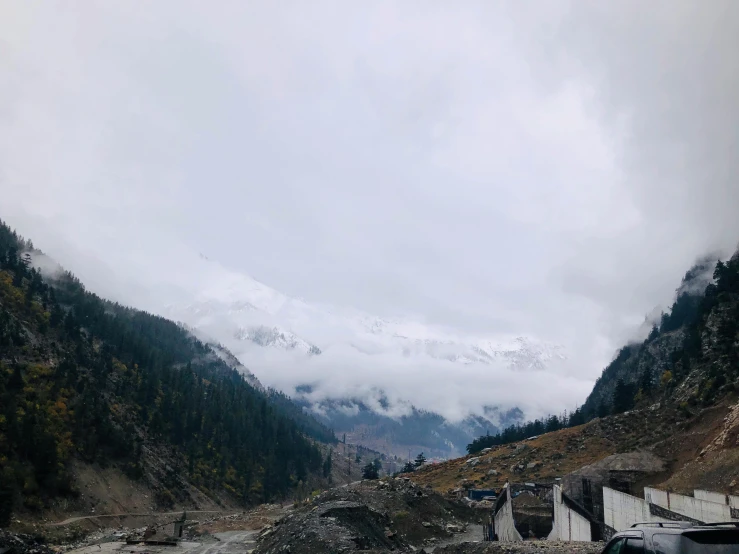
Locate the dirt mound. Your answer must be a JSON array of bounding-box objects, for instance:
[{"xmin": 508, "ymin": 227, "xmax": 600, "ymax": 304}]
[{"xmin": 254, "ymin": 478, "xmax": 480, "ymax": 554}]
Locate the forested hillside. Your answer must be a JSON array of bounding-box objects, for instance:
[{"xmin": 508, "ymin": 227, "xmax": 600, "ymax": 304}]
[
  {"xmin": 0, "ymin": 219, "xmax": 331, "ymax": 525},
  {"xmin": 582, "ymin": 252, "xmax": 738, "ymax": 415},
  {"xmin": 468, "ymin": 251, "xmax": 739, "ymax": 454}
]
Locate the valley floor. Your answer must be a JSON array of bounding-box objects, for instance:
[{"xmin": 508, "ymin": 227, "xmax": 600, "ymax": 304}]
[
  {"xmin": 7, "ymin": 396, "xmax": 739, "ymax": 554},
  {"xmin": 66, "ymin": 531, "xmax": 261, "ymax": 554}
]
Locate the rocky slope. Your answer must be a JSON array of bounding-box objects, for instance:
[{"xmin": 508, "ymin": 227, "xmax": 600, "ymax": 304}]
[
  {"xmin": 582, "ymin": 254, "xmax": 724, "ymax": 416},
  {"xmin": 410, "ymin": 386, "xmax": 739, "ymax": 499},
  {"xmin": 254, "ymin": 478, "xmax": 478, "ymax": 554}
]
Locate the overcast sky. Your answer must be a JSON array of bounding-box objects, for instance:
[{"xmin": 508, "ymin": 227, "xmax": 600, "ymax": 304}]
[{"xmin": 2, "ymin": 1, "xmax": 739, "ymax": 416}]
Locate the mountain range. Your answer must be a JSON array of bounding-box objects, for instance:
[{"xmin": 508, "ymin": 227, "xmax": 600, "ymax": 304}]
[
  {"xmin": 160, "ymin": 260, "xmax": 568, "ymax": 457},
  {"xmin": 164, "ymin": 269, "xmax": 565, "ymax": 370}
]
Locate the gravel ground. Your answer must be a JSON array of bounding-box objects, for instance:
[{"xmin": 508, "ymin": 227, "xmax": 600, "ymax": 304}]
[
  {"xmin": 1, "ymin": 530, "xmax": 58, "ymax": 554},
  {"xmin": 432, "ymin": 540, "xmax": 603, "ymax": 553}
]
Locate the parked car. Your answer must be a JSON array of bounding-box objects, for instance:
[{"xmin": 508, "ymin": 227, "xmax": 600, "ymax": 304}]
[{"xmin": 601, "ymin": 522, "xmax": 739, "ymax": 553}]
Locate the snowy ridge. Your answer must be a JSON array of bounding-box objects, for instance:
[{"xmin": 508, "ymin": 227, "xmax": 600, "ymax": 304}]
[
  {"xmin": 161, "ymin": 257, "xmax": 567, "ymax": 371},
  {"xmin": 167, "ymin": 287, "xmax": 565, "ymax": 371},
  {"xmin": 234, "ymin": 325, "xmax": 322, "ymax": 355},
  {"xmin": 157, "ymin": 257, "xmax": 573, "ymax": 456}
]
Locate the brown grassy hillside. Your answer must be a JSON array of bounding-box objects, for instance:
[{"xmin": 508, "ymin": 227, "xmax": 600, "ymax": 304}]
[{"xmin": 409, "ymin": 395, "xmax": 739, "ymax": 496}]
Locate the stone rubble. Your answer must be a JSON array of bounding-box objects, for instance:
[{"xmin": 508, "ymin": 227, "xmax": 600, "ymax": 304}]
[
  {"xmin": 432, "ymin": 540, "xmax": 602, "ymax": 553},
  {"xmin": 255, "ymin": 478, "xmax": 479, "ymax": 554},
  {"xmin": 0, "ymin": 530, "xmax": 58, "ymax": 554}
]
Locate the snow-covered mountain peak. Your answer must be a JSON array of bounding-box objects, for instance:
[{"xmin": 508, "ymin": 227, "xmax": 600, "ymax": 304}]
[
  {"xmin": 163, "ymin": 263, "xmax": 567, "ymax": 373},
  {"xmin": 234, "ymin": 325, "xmax": 321, "ymax": 355}
]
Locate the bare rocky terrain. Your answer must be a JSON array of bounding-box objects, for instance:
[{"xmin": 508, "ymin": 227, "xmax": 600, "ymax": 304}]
[
  {"xmin": 2, "ymin": 485, "xmax": 604, "ymax": 554},
  {"xmin": 0, "ymin": 530, "xmax": 58, "ymax": 554},
  {"xmin": 410, "ymin": 396, "xmax": 739, "ymax": 498},
  {"xmin": 255, "ymin": 478, "xmax": 481, "ymax": 554}
]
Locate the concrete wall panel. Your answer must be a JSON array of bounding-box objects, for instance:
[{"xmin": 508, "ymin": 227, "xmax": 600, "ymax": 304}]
[
  {"xmin": 494, "ymin": 485, "xmax": 523, "ymax": 542},
  {"xmin": 695, "ymin": 489, "xmax": 728, "ymax": 505},
  {"xmin": 645, "ymin": 487, "xmax": 738, "ymax": 523},
  {"xmin": 602, "ymin": 487, "xmax": 670, "ymax": 530},
  {"xmin": 550, "ymin": 485, "xmax": 591, "ymax": 542},
  {"xmin": 603, "ymin": 487, "xmax": 648, "ymax": 531}
]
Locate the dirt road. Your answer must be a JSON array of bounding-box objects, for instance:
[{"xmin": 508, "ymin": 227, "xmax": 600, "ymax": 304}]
[
  {"xmin": 66, "ymin": 531, "xmax": 259, "ymax": 554},
  {"xmin": 47, "ymin": 511, "xmax": 225, "ymax": 527},
  {"xmin": 428, "ymin": 524, "xmax": 483, "ymax": 552},
  {"xmin": 196, "ymin": 531, "xmax": 259, "ymax": 554}
]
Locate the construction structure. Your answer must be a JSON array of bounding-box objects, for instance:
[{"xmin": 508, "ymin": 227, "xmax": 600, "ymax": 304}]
[
  {"xmin": 478, "ymin": 473, "xmax": 738, "ymax": 544},
  {"xmin": 491, "ymin": 483, "xmax": 523, "ymax": 541},
  {"xmin": 598, "ymin": 486, "xmax": 739, "ymax": 536},
  {"xmin": 560, "ymin": 451, "xmax": 666, "ymax": 524},
  {"xmin": 548, "ymin": 484, "xmax": 603, "ymax": 542}
]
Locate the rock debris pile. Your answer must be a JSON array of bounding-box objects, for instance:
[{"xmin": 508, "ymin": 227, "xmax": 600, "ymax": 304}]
[
  {"xmin": 255, "ymin": 478, "xmax": 479, "ymax": 554},
  {"xmin": 0, "ymin": 530, "xmax": 58, "ymax": 554}
]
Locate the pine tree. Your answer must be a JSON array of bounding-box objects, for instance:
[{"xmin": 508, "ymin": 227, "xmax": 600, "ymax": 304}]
[
  {"xmin": 322, "ymin": 450, "xmax": 333, "ymax": 479},
  {"xmin": 362, "ymin": 462, "xmax": 379, "ymax": 480},
  {"xmin": 612, "ymin": 378, "xmax": 635, "ymax": 414}
]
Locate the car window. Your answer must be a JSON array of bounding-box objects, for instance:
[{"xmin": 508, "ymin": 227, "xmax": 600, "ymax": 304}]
[
  {"xmin": 655, "ymin": 531, "xmax": 739, "ymax": 554},
  {"xmin": 604, "ymin": 538, "xmax": 625, "ymax": 554},
  {"xmin": 654, "ymin": 533, "xmax": 681, "ymax": 554},
  {"xmin": 682, "ymin": 530, "xmax": 739, "ymax": 553},
  {"xmin": 623, "ymin": 537, "xmax": 645, "ymax": 553}
]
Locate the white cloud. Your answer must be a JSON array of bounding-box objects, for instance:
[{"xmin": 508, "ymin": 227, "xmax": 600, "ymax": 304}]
[{"xmin": 1, "ymin": 1, "xmax": 738, "ymax": 419}]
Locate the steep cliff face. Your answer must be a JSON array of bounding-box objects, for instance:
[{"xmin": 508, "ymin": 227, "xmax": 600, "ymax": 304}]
[
  {"xmin": 582, "ymin": 330, "xmax": 685, "ymax": 416},
  {"xmin": 582, "ymin": 252, "xmax": 739, "ymax": 417}
]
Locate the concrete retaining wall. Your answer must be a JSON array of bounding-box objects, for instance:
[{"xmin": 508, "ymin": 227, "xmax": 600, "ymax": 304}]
[
  {"xmin": 494, "ymin": 484, "xmax": 523, "ymax": 542},
  {"xmin": 602, "ymin": 487, "xmax": 673, "ymax": 530},
  {"xmin": 645, "ymin": 487, "xmax": 738, "ymax": 523},
  {"xmin": 548, "ymin": 485, "xmax": 592, "ymax": 542},
  {"xmin": 603, "ymin": 487, "xmax": 649, "ymax": 531},
  {"xmin": 694, "ymin": 489, "xmax": 728, "ymax": 505},
  {"xmin": 694, "ymin": 489, "xmax": 739, "ymax": 510}
]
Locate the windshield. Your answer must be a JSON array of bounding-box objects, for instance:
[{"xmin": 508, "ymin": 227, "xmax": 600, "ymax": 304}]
[{"xmin": 654, "ymin": 531, "xmax": 739, "ymax": 554}]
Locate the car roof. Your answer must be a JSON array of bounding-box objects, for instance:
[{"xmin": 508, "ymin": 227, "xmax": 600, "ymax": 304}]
[
  {"xmin": 615, "ymin": 522, "xmax": 739, "ymax": 539},
  {"xmin": 692, "ymin": 522, "xmax": 739, "ymax": 529},
  {"xmin": 612, "ymin": 523, "xmax": 692, "ymax": 539},
  {"xmin": 629, "ymin": 522, "xmax": 695, "ymax": 530}
]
